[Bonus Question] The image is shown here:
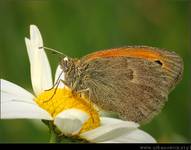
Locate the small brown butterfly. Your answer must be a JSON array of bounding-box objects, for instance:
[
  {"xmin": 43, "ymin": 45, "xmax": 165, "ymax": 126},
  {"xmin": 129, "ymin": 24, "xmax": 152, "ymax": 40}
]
[{"xmin": 46, "ymin": 46, "xmax": 184, "ymax": 124}]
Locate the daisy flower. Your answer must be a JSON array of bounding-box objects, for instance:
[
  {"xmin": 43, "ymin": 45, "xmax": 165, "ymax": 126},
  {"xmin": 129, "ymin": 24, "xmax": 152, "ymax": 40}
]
[{"xmin": 0, "ymin": 25, "xmax": 156, "ymax": 143}]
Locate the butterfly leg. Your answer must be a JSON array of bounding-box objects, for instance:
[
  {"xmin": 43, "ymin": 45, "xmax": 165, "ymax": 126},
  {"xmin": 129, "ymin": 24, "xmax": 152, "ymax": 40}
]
[
  {"xmin": 43, "ymin": 79, "xmax": 61, "ymax": 103},
  {"xmin": 45, "ymin": 80, "xmax": 59, "ymax": 91},
  {"xmin": 76, "ymin": 88, "xmax": 96, "ymax": 124},
  {"xmin": 60, "ymin": 80, "xmax": 68, "ymax": 87},
  {"xmin": 43, "ymin": 70, "xmax": 65, "ymax": 102},
  {"xmin": 76, "ymin": 88, "xmax": 90, "ymax": 95},
  {"xmin": 45, "ymin": 70, "xmax": 64, "ymax": 91}
]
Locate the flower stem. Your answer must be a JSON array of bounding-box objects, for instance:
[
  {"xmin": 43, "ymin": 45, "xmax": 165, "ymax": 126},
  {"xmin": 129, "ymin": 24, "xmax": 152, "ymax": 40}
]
[
  {"xmin": 49, "ymin": 128, "xmax": 57, "ymax": 143},
  {"xmin": 48, "ymin": 121, "xmax": 58, "ymax": 143}
]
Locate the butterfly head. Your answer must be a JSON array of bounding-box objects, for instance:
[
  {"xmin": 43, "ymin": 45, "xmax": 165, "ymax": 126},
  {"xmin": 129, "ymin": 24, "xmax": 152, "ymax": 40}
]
[{"xmin": 60, "ymin": 57, "xmax": 81, "ymax": 90}]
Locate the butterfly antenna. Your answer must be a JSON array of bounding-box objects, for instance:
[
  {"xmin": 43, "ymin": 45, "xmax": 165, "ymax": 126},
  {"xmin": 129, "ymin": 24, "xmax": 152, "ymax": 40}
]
[{"xmin": 39, "ymin": 46, "xmax": 66, "ymax": 56}]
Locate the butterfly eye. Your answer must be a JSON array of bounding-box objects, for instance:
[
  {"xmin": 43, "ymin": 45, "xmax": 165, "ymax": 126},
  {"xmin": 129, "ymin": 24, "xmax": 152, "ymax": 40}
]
[{"xmin": 63, "ymin": 61, "xmax": 69, "ymax": 71}]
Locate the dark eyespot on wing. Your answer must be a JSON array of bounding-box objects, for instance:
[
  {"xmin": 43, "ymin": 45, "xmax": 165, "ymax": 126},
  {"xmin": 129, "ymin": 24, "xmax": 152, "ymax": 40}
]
[{"xmin": 154, "ymin": 60, "xmax": 163, "ymax": 66}]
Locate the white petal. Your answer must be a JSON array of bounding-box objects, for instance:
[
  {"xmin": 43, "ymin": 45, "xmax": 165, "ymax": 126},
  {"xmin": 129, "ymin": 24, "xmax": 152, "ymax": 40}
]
[
  {"xmin": 100, "ymin": 117, "xmax": 139, "ymax": 126},
  {"xmin": 80, "ymin": 117, "xmax": 139, "ymax": 143},
  {"xmin": 30, "ymin": 25, "xmax": 43, "ymax": 47},
  {"xmin": 54, "ymin": 65, "xmax": 65, "ymax": 88},
  {"xmin": 25, "ymin": 38, "xmax": 33, "ymax": 66},
  {"xmin": 25, "ymin": 25, "xmax": 53, "ymax": 96},
  {"xmin": 1, "ymin": 100, "xmax": 52, "ymax": 120},
  {"xmin": 103, "ymin": 129, "xmax": 156, "ymax": 143},
  {"xmin": 54, "ymin": 109, "xmax": 89, "ymax": 136},
  {"xmin": 1, "ymin": 92, "xmax": 36, "ymax": 105},
  {"xmin": 0, "ymin": 80, "xmax": 51, "ymax": 120},
  {"xmin": 1, "ymin": 79, "xmax": 34, "ymax": 103}
]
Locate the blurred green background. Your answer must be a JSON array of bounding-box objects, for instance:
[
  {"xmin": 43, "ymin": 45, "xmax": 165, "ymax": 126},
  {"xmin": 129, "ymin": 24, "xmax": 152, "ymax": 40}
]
[{"xmin": 0, "ymin": 0, "xmax": 190, "ymax": 143}]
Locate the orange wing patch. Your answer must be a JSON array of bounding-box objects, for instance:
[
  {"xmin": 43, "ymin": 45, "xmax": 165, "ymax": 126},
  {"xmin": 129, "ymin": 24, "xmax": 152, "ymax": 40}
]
[{"xmin": 83, "ymin": 46, "xmax": 163, "ymax": 63}]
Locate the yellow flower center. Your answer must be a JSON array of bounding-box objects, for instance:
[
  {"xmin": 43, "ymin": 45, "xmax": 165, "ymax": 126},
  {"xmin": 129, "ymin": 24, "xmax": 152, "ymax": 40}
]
[{"xmin": 35, "ymin": 88, "xmax": 100, "ymax": 133}]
